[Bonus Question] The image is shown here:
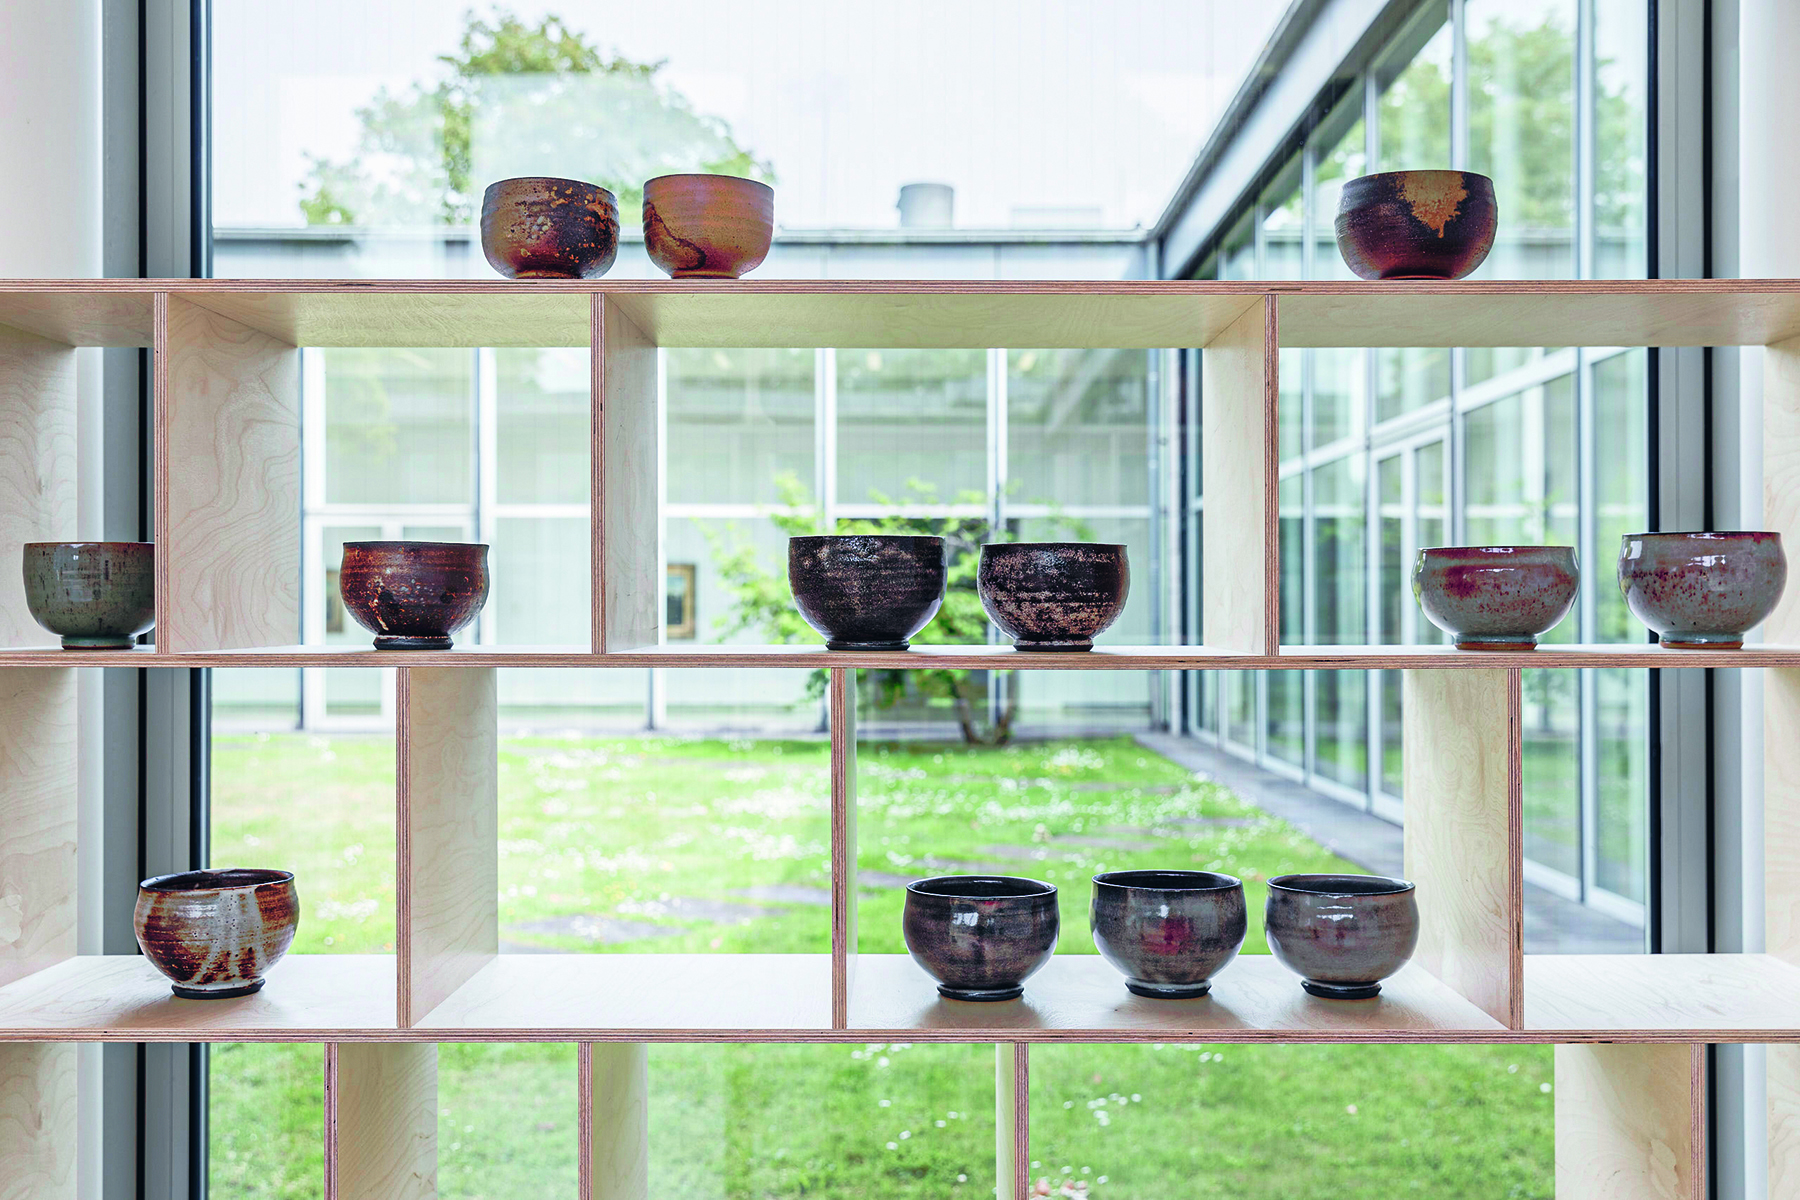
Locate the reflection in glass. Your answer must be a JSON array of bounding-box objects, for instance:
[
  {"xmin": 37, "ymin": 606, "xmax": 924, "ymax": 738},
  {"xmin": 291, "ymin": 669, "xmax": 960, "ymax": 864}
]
[
  {"xmin": 496, "ymin": 348, "xmax": 588, "ymax": 504},
  {"xmin": 1010, "ymin": 349, "xmax": 1149, "ymax": 508},
  {"xmin": 837, "ymin": 349, "xmax": 986, "ymax": 503},
  {"xmin": 668, "ymin": 348, "xmax": 815, "ymax": 506},
  {"xmin": 324, "ymin": 348, "xmax": 472, "ymax": 504}
]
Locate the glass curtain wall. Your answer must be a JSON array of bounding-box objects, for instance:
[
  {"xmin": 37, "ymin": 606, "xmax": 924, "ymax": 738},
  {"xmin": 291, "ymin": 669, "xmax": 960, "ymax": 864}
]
[{"xmin": 1183, "ymin": 0, "xmax": 1649, "ymax": 925}]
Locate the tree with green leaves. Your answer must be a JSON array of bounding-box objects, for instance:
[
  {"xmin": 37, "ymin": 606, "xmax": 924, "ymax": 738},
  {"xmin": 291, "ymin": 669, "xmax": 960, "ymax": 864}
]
[
  {"xmin": 300, "ymin": 8, "xmax": 771, "ymax": 227},
  {"xmin": 706, "ymin": 473, "xmax": 1093, "ymax": 746}
]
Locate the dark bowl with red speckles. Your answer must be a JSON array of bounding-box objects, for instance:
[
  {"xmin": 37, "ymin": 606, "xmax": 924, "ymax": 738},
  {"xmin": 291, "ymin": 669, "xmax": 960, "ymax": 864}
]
[
  {"xmin": 1335, "ymin": 170, "xmax": 1497, "ymax": 280},
  {"xmin": 1090, "ymin": 870, "xmax": 1246, "ymax": 999},
  {"xmin": 1412, "ymin": 545, "xmax": 1579, "ymax": 650},
  {"xmin": 1264, "ymin": 874, "xmax": 1418, "ymax": 1000},
  {"xmin": 134, "ymin": 868, "xmax": 298, "ymax": 999},
  {"xmin": 904, "ymin": 875, "xmax": 1059, "ymax": 1002},
  {"xmin": 789, "ymin": 535, "xmax": 946, "ymax": 651},
  {"xmin": 1618, "ymin": 531, "xmax": 1787, "ymax": 649},
  {"xmin": 978, "ymin": 542, "xmax": 1129, "ymax": 652},
  {"xmin": 339, "ymin": 541, "xmax": 490, "ymax": 650},
  {"xmin": 480, "ymin": 177, "xmax": 619, "ymax": 279}
]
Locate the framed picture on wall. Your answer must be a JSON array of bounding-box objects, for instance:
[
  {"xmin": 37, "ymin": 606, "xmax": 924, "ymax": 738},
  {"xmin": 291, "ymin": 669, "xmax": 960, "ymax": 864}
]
[{"xmin": 667, "ymin": 563, "xmax": 697, "ymax": 639}]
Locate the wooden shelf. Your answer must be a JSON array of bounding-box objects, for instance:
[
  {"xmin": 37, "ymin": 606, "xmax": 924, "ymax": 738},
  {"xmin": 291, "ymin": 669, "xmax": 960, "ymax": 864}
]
[
  {"xmin": 1525, "ymin": 954, "xmax": 1800, "ymax": 1040},
  {"xmin": 0, "ymin": 641, "xmax": 1794, "ymax": 670}
]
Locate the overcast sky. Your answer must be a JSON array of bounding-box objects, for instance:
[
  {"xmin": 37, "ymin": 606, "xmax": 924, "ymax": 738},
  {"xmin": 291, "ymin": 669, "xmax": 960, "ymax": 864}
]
[{"xmin": 213, "ymin": 0, "xmax": 1281, "ymax": 232}]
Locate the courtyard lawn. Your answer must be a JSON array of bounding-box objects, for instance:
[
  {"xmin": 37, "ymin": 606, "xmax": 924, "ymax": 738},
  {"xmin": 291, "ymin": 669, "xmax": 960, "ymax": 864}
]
[{"xmin": 209, "ymin": 732, "xmax": 1553, "ymax": 1200}]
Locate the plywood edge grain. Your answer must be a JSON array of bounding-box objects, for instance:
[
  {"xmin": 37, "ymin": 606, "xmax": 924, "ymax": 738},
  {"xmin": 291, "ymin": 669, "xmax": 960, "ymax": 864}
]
[
  {"xmin": 996, "ymin": 1043, "xmax": 1028, "ymax": 1200},
  {"xmin": 152, "ymin": 293, "xmax": 170, "ymax": 652}
]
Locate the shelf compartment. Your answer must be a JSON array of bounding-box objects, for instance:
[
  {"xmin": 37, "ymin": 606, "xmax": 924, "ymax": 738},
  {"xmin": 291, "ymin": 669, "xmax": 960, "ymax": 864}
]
[
  {"xmin": 1526, "ymin": 953, "xmax": 1800, "ymax": 1038},
  {"xmin": 0, "ymin": 955, "xmax": 397, "ymax": 1039},
  {"xmin": 846, "ymin": 954, "xmax": 1505, "ymax": 1040}
]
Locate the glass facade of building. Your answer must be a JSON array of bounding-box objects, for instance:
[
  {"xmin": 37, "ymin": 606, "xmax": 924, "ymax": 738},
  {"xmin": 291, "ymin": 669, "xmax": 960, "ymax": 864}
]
[{"xmin": 1181, "ymin": 0, "xmax": 1650, "ymax": 922}]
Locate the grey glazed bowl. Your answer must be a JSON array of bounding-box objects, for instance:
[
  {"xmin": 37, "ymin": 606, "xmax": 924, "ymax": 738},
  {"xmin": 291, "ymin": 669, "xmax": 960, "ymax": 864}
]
[
  {"xmin": 789, "ymin": 535, "xmax": 947, "ymax": 651},
  {"xmin": 1264, "ymin": 874, "xmax": 1419, "ymax": 999},
  {"xmin": 22, "ymin": 542, "xmax": 156, "ymax": 648},
  {"xmin": 1618, "ymin": 531, "xmax": 1787, "ymax": 649},
  {"xmin": 903, "ymin": 875, "xmax": 1059, "ymax": 1002},
  {"xmin": 1412, "ymin": 545, "xmax": 1579, "ymax": 650},
  {"xmin": 1089, "ymin": 870, "xmax": 1246, "ymax": 998},
  {"xmin": 978, "ymin": 542, "xmax": 1130, "ymax": 651},
  {"xmin": 134, "ymin": 868, "xmax": 299, "ymax": 999}
]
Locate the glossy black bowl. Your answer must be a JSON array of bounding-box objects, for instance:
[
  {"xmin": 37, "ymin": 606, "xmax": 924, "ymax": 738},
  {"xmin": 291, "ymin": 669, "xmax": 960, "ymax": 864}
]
[
  {"xmin": 1090, "ymin": 870, "xmax": 1246, "ymax": 998},
  {"xmin": 903, "ymin": 875, "xmax": 1059, "ymax": 1002},
  {"xmin": 1264, "ymin": 874, "xmax": 1418, "ymax": 999},
  {"xmin": 788, "ymin": 535, "xmax": 946, "ymax": 650},
  {"xmin": 978, "ymin": 542, "xmax": 1129, "ymax": 651}
]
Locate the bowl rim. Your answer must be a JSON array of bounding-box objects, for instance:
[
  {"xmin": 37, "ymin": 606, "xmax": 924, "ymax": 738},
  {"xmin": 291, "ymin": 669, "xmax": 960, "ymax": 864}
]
[
  {"xmin": 1343, "ymin": 168, "xmax": 1494, "ymax": 187},
  {"xmin": 1267, "ymin": 872, "xmax": 1414, "ymax": 897},
  {"xmin": 1092, "ymin": 869, "xmax": 1241, "ymax": 892},
  {"xmin": 1416, "ymin": 544, "xmax": 1575, "ymax": 558},
  {"xmin": 24, "ymin": 541, "xmax": 154, "ymax": 552},
  {"xmin": 788, "ymin": 533, "xmax": 944, "ymax": 546},
  {"xmin": 483, "ymin": 176, "xmax": 617, "ymax": 200},
  {"xmin": 341, "ymin": 539, "xmax": 491, "ymax": 553},
  {"xmin": 1620, "ymin": 530, "xmax": 1781, "ymax": 541},
  {"xmin": 906, "ymin": 874, "xmax": 1056, "ymax": 899},
  {"xmin": 643, "ymin": 172, "xmax": 774, "ymax": 196},
  {"xmin": 139, "ymin": 867, "xmax": 294, "ymax": 894},
  {"xmin": 981, "ymin": 541, "xmax": 1128, "ymax": 554}
]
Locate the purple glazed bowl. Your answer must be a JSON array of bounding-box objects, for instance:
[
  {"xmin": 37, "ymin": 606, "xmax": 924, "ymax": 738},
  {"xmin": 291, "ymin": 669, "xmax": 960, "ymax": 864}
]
[
  {"xmin": 1412, "ymin": 545, "xmax": 1579, "ymax": 650},
  {"xmin": 1618, "ymin": 532, "xmax": 1787, "ymax": 649},
  {"xmin": 1264, "ymin": 874, "xmax": 1418, "ymax": 1000},
  {"xmin": 903, "ymin": 875, "xmax": 1059, "ymax": 1002},
  {"xmin": 1090, "ymin": 870, "xmax": 1246, "ymax": 999}
]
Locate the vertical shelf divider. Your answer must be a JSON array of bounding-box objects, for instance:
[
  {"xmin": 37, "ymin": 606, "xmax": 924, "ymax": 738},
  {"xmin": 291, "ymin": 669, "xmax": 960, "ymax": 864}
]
[
  {"xmin": 326, "ymin": 1041, "xmax": 437, "ymax": 1200},
  {"xmin": 0, "ymin": 322, "xmax": 75, "ymax": 647},
  {"xmin": 0, "ymin": 1043, "xmax": 75, "ymax": 1200},
  {"xmin": 154, "ymin": 293, "xmax": 301, "ymax": 652},
  {"xmin": 593, "ymin": 294, "xmax": 660, "ymax": 653},
  {"xmin": 397, "ymin": 665, "xmax": 499, "ymax": 1027},
  {"xmin": 830, "ymin": 667, "xmax": 858, "ymax": 1027},
  {"xmin": 0, "ymin": 668, "xmax": 78, "ymax": 990},
  {"xmin": 582, "ymin": 1041, "xmax": 649, "ymax": 1200},
  {"xmin": 996, "ymin": 1043, "xmax": 1028, "ymax": 1200},
  {"xmin": 1199, "ymin": 294, "xmax": 1278, "ymax": 652},
  {"xmin": 1554, "ymin": 1043, "xmax": 1705, "ymax": 1200},
  {"xmin": 1400, "ymin": 667, "xmax": 1523, "ymax": 1027}
]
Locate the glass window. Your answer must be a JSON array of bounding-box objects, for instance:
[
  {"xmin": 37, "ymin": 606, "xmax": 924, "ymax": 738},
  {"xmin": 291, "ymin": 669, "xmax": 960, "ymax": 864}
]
[
  {"xmin": 1261, "ymin": 165, "xmax": 1304, "ymax": 281},
  {"xmin": 324, "ymin": 348, "xmax": 473, "ymax": 504},
  {"xmin": 1009, "ymin": 349, "xmax": 1149, "ymax": 508},
  {"xmin": 1219, "ymin": 211, "xmax": 1257, "ymax": 281},
  {"xmin": 1312, "ymin": 456, "xmax": 1367, "ymax": 789},
  {"xmin": 1311, "ymin": 347, "xmax": 1363, "ymax": 450},
  {"xmin": 1594, "ymin": 0, "xmax": 1649, "ymax": 278},
  {"xmin": 1310, "ymin": 93, "xmax": 1367, "ymax": 284},
  {"xmin": 1279, "ymin": 347, "xmax": 1303, "ymax": 463},
  {"xmin": 1597, "ymin": 667, "xmax": 1648, "ymax": 902},
  {"xmin": 1270, "ymin": 474, "xmax": 1306, "ymax": 767},
  {"xmin": 836, "ymin": 350, "xmax": 986, "ymax": 506},
  {"xmin": 1594, "ymin": 351, "xmax": 1649, "ymax": 641},
  {"xmin": 667, "ymin": 349, "xmax": 816, "ymax": 506},
  {"xmin": 496, "ymin": 349, "xmax": 588, "ymax": 504},
  {"xmin": 1375, "ymin": 19, "xmax": 1451, "ymax": 171}
]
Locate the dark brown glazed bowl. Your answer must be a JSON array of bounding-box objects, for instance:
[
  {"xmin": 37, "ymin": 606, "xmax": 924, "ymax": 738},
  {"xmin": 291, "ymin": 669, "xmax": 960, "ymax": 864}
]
[
  {"xmin": 134, "ymin": 868, "xmax": 298, "ymax": 999},
  {"xmin": 978, "ymin": 542, "xmax": 1129, "ymax": 651},
  {"xmin": 903, "ymin": 875, "xmax": 1059, "ymax": 1002},
  {"xmin": 1618, "ymin": 531, "xmax": 1787, "ymax": 649},
  {"xmin": 642, "ymin": 174, "xmax": 774, "ymax": 279},
  {"xmin": 1089, "ymin": 870, "xmax": 1246, "ymax": 999},
  {"xmin": 1264, "ymin": 874, "xmax": 1418, "ymax": 999},
  {"xmin": 788, "ymin": 535, "xmax": 946, "ymax": 651},
  {"xmin": 1335, "ymin": 170, "xmax": 1497, "ymax": 280},
  {"xmin": 22, "ymin": 541, "xmax": 156, "ymax": 648},
  {"xmin": 480, "ymin": 177, "xmax": 619, "ymax": 279},
  {"xmin": 339, "ymin": 540, "xmax": 490, "ymax": 650},
  {"xmin": 1412, "ymin": 545, "xmax": 1579, "ymax": 650}
]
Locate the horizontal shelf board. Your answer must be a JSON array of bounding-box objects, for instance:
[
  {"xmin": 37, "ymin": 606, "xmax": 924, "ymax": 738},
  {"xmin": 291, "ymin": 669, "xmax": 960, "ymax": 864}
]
[
  {"xmin": 411, "ymin": 953, "xmax": 834, "ymax": 1034},
  {"xmin": 1524, "ymin": 953, "xmax": 1800, "ymax": 1039},
  {"xmin": 846, "ymin": 954, "xmax": 1506, "ymax": 1041},
  {"xmin": 6, "ymin": 279, "xmax": 1800, "ymax": 348},
  {"xmin": 1, "ymin": 642, "xmax": 1797, "ymax": 670},
  {"xmin": 0, "ymin": 955, "xmax": 397, "ymax": 1039}
]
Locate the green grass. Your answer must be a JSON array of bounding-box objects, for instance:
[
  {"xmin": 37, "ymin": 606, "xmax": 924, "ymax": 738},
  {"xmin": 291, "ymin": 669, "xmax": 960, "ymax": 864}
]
[{"xmin": 209, "ymin": 732, "xmax": 1552, "ymax": 1199}]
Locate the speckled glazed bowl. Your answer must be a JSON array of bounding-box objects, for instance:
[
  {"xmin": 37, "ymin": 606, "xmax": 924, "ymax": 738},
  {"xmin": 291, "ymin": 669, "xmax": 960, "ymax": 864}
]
[
  {"xmin": 134, "ymin": 868, "xmax": 298, "ymax": 999},
  {"xmin": 903, "ymin": 875, "xmax": 1059, "ymax": 1002},
  {"xmin": 1335, "ymin": 170, "xmax": 1497, "ymax": 280},
  {"xmin": 480, "ymin": 177, "xmax": 619, "ymax": 279},
  {"xmin": 339, "ymin": 541, "xmax": 490, "ymax": 649},
  {"xmin": 788, "ymin": 535, "xmax": 946, "ymax": 651},
  {"xmin": 1618, "ymin": 531, "xmax": 1787, "ymax": 649},
  {"xmin": 1412, "ymin": 545, "xmax": 1579, "ymax": 650},
  {"xmin": 1264, "ymin": 874, "xmax": 1418, "ymax": 999},
  {"xmin": 978, "ymin": 543, "xmax": 1129, "ymax": 651},
  {"xmin": 1090, "ymin": 870, "xmax": 1246, "ymax": 999},
  {"xmin": 642, "ymin": 174, "xmax": 774, "ymax": 279},
  {"xmin": 22, "ymin": 541, "xmax": 156, "ymax": 648}
]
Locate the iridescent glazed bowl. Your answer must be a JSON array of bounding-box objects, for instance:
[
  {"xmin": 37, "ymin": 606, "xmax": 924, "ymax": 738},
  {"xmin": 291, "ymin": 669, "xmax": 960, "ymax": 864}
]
[
  {"xmin": 1264, "ymin": 874, "xmax": 1418, "ymax": 1000},
  {"xmin": 1089, "ymin": 870, "xmax": 1246, "ymax": 999},
  {"xmin": 134, "ymin": 868, "xmax": 298, "ymax": 999},
  {"xmin": 1412, "ymin": 545, "xmax": 1579, "ymax": 650},
  {"xmin": 788, "ymin": 535, "xmax": 946, "ymax": 651},
  {"xmin": 1617, "ymin": 531, "xmax": 1787, "ymax": 649},
  {"xmin": 1335, "ymin": 170, "xmax": 1497, "ymax": 280},
  {"xmin": 977, "ymin": 542, "xmax": 1129, "ymax": 651},
  {"xmin": 903, "ymin": 875, "xmax": 1059, "ymax": 1002}
]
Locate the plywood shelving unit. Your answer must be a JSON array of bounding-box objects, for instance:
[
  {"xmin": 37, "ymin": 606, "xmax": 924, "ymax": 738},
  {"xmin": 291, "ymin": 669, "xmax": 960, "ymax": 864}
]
[{"xmin": 12, "ymin": 277, "xmax": 1800, "ymax": 1197}]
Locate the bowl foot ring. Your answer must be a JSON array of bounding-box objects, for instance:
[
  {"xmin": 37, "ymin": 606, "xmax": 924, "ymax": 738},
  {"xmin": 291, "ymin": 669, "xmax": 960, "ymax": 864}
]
[
  {"xmin": 1301, "ymin": 980, "xmax": 1382, "ymax": 1000},
  {"xmin": 1125, "ymin": 980, "xmax": 1212, "ymax": 999},
  {"xmin": 172, "ymin": 979, "xmax": 266, "ymax": 1000},
  {"xmin": 936, "ymin": 984, "xmax": 1024, "ymax": 1002},
  {"xmin": 373, "ymin": 635, "xmax": 455, "ymax": 650}
]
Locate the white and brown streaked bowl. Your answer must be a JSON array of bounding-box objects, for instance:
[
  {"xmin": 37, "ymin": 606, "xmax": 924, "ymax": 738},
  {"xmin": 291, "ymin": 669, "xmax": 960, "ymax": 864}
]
[{"xmin": 134, "ymin": 868, "xmax": 299, "ymax": 999}]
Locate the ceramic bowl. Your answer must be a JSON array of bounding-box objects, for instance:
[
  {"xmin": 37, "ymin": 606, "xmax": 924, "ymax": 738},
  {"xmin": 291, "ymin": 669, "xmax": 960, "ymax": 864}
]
[
  {"xmin": 642, "ymin": 174, "xmax": 774, "ymax": 279},
  {"xmin": 788, "ymin": 535, "xmax": 946, "ymax": 650},
  {"xmin": 1264, "ymin": 874, "xmax": 1419, "ymax": 999},
  {"xmin": 1618, "ymin": 531, "xmax": 1787, "ymax": 649},
  {"xmin": 1412, "ymin": 545, "xmax": 1579, "ymax": 649},
  {"xmin": 977, "ymin": 542, "xmax": 1129, "ymax": 651},
  {"xmin": 1334, "ymin": 170, "xmax": 1497, "ymax": 280},
  {"xmin": 339, "ymin": 540, "xmax": 490, "ymax": 650},
  {"xmin": 903, "ymin": 875, "xmax": 1059, "ymax": 1002},
  {"xmin": 134, "ymin": 868, "xmax": 298, "ymax": 999},
  {"xmin": 1089, "ymin": 870, "xmax": 1246, "ymax": 998},
  {"xmin": 480, "ymin": 177, "xmax": 619, "ymax": 279},
  {"xmin": 22, "ymin": 541, "xmax": 156, "ymax": 649}
]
